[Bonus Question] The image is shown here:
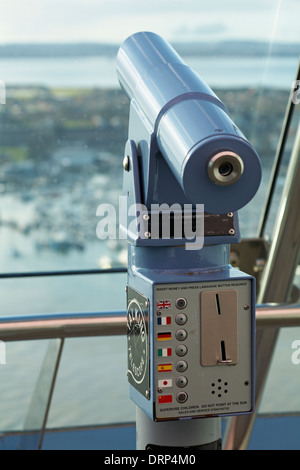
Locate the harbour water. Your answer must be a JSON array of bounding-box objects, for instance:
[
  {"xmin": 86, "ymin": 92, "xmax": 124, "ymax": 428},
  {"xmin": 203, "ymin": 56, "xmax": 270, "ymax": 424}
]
[{"xmin": 0, "ymin": 55, "xmax": 298, "ymax": 89}]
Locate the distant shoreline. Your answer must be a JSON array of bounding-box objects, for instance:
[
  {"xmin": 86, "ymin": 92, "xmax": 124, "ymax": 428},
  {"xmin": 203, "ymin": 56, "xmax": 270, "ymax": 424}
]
[
  {"xmin": 0, "ymin": 54, "xmax": 296, "ymax": 90},
  {"xmin": 0, "ymin": 40, "xmax": 299, "ymax": 58}
]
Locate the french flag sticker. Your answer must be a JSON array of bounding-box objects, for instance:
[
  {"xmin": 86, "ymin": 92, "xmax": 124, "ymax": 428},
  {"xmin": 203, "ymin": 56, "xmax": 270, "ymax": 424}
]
[{"xmin": 157, "ymin": 316, "xmax": 171, "ymax": 326}]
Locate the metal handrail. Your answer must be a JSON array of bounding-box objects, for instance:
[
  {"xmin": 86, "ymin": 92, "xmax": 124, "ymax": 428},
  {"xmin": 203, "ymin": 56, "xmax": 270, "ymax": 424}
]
[
  {"xmin": 0, "ymin": 311, "xmax": 127, "ymax": 342},
  {"xmin": 0, "ymin": 304, "xmax": 299, "ymax": 342},
  {"xmin": 0, "ymin": 267, "xmax": 127, "ymax": 279}
]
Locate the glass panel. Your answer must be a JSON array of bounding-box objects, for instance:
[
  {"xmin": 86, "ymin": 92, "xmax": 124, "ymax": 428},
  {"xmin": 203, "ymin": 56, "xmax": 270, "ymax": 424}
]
[
  {"xmin": 18, "ymin": 338, "xmax": 63, "ymax": 450},
  {"xmin": 0, "ymin": 340, "xmax": 49, "ymax": 432},
  {"xmin": 258, "ymin": 92, "xmax": 300, "ymax": 239},
  {"xmin": 256, "ymin": 93, "xmax": 300, "ymax": 416},
  {"xmin": 0, "ymin": 272, "xmax": 126, "ymax": 317},
  {"xmin": 259, "ymin": 265, "xmax": 300, "ymax": 415},
  {"xmin": 259, "ymin": 326, "xmax": 300, "ymax": 415},
  {"xmin": 0, "ymin": 87, "xmax": 128, "ymax": 273},
  {"xmin": 0, "ymin": 1, "xmax": 299, "ymax": 273},
  {"xmin": 0, "ymin": 272, "xmax": 126, "ymax": 433},
  {"xmin": 0, "ymin": 0, "xmax": 299, "ymax": 433},
  {"xmin": 46, "ymin": 336, "xmax": 136, "ymax": 428}
]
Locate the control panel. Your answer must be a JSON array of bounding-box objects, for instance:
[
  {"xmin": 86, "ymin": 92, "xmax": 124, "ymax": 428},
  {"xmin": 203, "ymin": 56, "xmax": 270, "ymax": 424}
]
[{"xmin": 153, "ymin": 279, "xmax": 254, "ymax": 420}]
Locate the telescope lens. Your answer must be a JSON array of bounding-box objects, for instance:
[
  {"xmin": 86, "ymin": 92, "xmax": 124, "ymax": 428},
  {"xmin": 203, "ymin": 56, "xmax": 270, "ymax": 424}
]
[
  {"xmin": 218, "ymin": 162, "xmax": 233, "ymax": 177},
  {"xmin": 208, "ymin": 151, "xmax": 244, "ymax": 186}
]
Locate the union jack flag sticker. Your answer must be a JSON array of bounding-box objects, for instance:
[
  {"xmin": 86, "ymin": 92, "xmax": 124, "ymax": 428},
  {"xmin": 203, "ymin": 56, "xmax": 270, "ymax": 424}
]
[{"xmin": 157, "ymin": 300, "xmax": 171, "ymax": 310}]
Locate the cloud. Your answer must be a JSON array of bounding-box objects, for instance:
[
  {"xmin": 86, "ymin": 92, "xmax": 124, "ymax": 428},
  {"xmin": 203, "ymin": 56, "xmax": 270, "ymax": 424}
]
[
  {"xmin": 174, "ymin": 22, "xmax": 228, "ymax": 38},
  {"xmin": 0, "ymin": 0, "xmax": 299, "ymax": 44}
]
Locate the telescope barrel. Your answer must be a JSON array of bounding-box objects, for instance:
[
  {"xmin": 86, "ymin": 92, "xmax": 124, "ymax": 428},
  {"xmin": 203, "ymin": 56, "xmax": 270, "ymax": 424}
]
[{"xmin": 117, "ymin": 32, "xmax": 261, "ymax": 214}]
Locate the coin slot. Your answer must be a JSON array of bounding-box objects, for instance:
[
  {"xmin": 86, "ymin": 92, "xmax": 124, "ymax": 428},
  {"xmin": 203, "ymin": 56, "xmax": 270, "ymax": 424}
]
[
  {"xmin": 216, "ymin": 294, "xmax": 221, "ymax": 315},
  {"xmin": 200, "ymin": 290, "xmax": 238, "ymax": 366},
  {"xmin": 221, "ymin": 340, "xmax": 226, "ymax": 361}
]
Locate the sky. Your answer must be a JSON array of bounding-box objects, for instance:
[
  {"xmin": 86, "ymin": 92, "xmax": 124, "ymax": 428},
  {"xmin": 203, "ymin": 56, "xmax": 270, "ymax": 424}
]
[{"xmin": 0, "ymin": 0, "xmax": 299, "ymax": 45}]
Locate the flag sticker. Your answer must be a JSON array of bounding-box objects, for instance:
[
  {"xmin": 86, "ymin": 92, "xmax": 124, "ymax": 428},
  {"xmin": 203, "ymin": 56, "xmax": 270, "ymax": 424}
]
[
  {"xmin": 157, "ymin": 316, "xmax": 171, "ymax": 326},
  {"xmin": 157, "ymin": 332, "xmax": 171, "ymax": 341},
  {"xmin": 157, "ymin": 300, "xmax": 171, "ymax": 310},
  {"xmin": 158, "ymin": 363, "xmax": 172, "ymax": 372},
  {"xmin": 158, "ymin": 395, "xmax": 173, "ymax": 404},
  {"xmin": 158, "ymin": 378, "xmax": 173, "ymax": 388},
  {"xmin": 158, "ymin": 348, "xmax": 172, "ymax": 357}
]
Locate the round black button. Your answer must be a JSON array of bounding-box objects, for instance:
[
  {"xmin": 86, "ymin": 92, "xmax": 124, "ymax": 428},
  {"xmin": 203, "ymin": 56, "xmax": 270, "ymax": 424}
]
[
  {"xmin": 176, "ymin": 298, "xmax": 187, "ymax": 309},
  {"xmin": 176, "ymin": 360, "xmax": 188, "ymax": 372},
  {"xmin": 176, "ymin": 376, "xmax": 188, "ymax": 388},
  {"xmin": 175, "ymin": 329, "xmax": 187, "ymax": 341},
  {"xmin": 175, "ymin": 313, "xmax": 187, "ymax": 325},
  {"xmin": 176, "ymin": 391, "xmax": 188, "ymax": 403},
  {"xmin": 176, "ymin": 345, "xmax": 188, "ymax": 357}
]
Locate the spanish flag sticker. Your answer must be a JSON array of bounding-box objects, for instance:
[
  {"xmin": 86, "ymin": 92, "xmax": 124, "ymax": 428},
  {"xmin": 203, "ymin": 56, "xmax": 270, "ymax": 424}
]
[{"xmin": 158, "ymin": 363, "xmax": 172, "ymax": 372}]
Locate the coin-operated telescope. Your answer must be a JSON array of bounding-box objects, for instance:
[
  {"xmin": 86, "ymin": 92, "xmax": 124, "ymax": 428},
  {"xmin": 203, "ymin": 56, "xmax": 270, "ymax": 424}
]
[{"xmin": 117, "ymin": 32, "xmax": 261, "ymax": 450}]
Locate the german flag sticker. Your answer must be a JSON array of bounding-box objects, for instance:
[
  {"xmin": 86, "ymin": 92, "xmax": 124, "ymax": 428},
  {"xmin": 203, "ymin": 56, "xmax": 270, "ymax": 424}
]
[{"xmin": 157, "ymin": 332, "xmax": 171, "ymax": 341}]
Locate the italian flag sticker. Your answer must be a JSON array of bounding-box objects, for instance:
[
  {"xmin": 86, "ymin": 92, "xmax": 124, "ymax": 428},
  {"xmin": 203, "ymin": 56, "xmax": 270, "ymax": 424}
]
[{"xmin": 158, "ymin": 348, "xmax": 172, "ymax": 357}]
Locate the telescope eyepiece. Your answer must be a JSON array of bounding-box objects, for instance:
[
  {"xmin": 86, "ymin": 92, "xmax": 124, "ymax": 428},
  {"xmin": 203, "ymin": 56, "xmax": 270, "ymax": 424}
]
[{"xmin": 207, "ymin": 151, "xmax": 244, "ymax": 186}]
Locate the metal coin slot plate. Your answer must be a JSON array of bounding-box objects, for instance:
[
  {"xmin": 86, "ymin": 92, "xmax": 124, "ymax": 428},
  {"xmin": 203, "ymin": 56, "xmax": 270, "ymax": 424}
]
[{"xmin": 154, "ymin": 279, "xmax": 253, "ymax": 420}]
